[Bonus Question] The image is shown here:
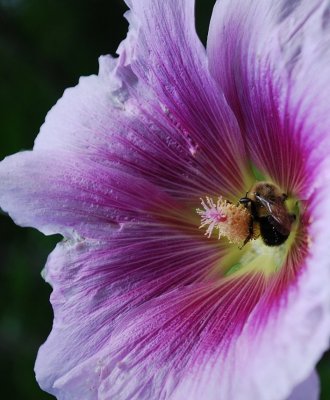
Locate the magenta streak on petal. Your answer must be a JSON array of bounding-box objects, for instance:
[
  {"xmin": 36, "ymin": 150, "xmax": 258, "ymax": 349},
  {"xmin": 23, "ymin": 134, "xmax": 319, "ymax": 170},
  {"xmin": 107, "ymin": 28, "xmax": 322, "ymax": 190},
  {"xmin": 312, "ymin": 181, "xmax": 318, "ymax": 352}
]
[
  {"xmin": 207, "ymin": 0, "xmax": 330, "ymax": 198},
  {"xmin": 0, "ymin": 150, "xmax": 191, "ymax": 238},
  {"xmin": 96, "ymin": 273, "xmax": 270, "ymax": 399},
  {"xmin": 35, "ymin": 224, "xmax": 228, "ymax": 398},
  {"xmin": 209, "ymin": 20, "xmax": 307, "ymax": 194},
  {"xmin": 34, "ymin": 58, "xmax": 241, "ymax": 209},
  {"xmin": 94, "ymin": 101, "xmax": 231, "ymax": 203},
  {"xmin": 37, "ymin": 201, "xmax": 314, "ymax": 400},
  {"xmin": 49, "ymin": 272, "xmax": 270, "ymax": 399},
  {"xmin": 244, "ymin": 197, "xmax": 312, "ymax": 336},
  {"xmin": 47, "ymin": 224, "xmax": 317, "ymax": 400},
  {"xmin": 122, "ymin": 0, "xmax": 249, "ymax": 198}
]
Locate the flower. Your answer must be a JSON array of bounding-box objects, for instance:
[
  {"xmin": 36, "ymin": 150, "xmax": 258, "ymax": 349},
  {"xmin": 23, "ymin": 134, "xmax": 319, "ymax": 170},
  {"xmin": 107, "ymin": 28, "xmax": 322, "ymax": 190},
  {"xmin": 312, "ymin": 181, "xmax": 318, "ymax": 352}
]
[{"xmin": 1, "ymin": 0, "xmax": 330, "ymax": 399}]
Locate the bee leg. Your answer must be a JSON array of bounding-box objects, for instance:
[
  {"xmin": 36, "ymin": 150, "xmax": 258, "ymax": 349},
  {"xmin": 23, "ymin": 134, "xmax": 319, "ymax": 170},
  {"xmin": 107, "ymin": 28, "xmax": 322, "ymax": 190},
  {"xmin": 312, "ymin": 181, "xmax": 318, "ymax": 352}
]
[
  {"xmin": 239, "ymin": 236, "xmax": 250, "ymax": 250},
  {"xmin": 239, "ymin": 234, "xmax": 252, "ymax": 250},
  {"xmin": 282, "ymin": 193, "xmax": 288, "ymax": 201}
]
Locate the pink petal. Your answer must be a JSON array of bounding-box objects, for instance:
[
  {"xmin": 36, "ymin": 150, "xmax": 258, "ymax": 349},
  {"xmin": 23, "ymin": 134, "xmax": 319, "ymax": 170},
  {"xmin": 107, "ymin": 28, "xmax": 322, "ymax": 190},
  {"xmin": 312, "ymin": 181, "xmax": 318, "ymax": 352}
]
[{"xmin": 208, "ymin": 0, "xmax": 330, "ymax": 197}]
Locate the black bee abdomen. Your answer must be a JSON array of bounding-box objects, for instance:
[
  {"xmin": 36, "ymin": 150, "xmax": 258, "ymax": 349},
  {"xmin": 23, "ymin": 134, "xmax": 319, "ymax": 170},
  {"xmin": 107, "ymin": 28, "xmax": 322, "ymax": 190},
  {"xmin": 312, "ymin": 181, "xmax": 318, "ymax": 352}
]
[{"xmin": 258, "ymin": 216, "xmax": 289, "ymax": 246}]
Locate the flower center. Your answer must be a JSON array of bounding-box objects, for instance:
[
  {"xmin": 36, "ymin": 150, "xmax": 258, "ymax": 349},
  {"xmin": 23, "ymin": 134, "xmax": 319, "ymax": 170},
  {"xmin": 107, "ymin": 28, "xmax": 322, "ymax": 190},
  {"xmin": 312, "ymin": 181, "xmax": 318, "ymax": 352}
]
[
  {"xmin": 197, "ymin": 181, "xmax": 296, "ymax": 248},
  {"xmin": 196, "ymin": 181, "xmax": 302, "ymax": 277}
]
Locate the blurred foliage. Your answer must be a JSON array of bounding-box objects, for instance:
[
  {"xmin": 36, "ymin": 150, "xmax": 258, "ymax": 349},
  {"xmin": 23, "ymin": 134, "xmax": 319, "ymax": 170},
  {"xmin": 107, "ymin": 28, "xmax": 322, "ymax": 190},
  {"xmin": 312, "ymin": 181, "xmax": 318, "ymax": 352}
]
[
  {"xmin": 0, "ymin": 0, "xmax": 328, "ymax": 399},
  {"xmin": 0, "ymin": 1, "xmax": 128, "ymax": 398}
]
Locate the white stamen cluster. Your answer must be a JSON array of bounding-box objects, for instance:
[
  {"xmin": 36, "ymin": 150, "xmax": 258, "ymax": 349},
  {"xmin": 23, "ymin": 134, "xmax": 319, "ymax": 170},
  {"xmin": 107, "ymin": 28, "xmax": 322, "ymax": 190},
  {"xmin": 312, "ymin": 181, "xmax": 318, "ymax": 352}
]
[{"xmin": 196, "ymin": 196, "xmax": 251, "ymax": 245}]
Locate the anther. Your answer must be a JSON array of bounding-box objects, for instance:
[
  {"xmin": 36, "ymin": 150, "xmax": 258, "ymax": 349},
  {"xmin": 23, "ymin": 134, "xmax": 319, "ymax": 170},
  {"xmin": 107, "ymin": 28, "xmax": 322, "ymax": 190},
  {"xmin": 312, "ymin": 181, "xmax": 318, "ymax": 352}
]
[{"xmin": 196, "ymin": 196, "xmax": 251, "ymax": 245}]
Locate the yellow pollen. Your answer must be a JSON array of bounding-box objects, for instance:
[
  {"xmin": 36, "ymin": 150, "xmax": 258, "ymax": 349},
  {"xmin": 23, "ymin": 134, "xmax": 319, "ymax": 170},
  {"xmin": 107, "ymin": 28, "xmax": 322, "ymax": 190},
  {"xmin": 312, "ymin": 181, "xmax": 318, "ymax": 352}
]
[{"xmin": 196, "ymin": 196, "xmax": 251, "ymax": 245}]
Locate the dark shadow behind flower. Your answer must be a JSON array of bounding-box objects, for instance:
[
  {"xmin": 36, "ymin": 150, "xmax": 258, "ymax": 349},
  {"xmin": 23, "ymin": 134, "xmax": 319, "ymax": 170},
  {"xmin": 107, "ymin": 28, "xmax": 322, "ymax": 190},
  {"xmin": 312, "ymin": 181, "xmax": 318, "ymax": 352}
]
[{"xmin": 0, "ymin": 1, "xmax": 330, "ymax": 399}]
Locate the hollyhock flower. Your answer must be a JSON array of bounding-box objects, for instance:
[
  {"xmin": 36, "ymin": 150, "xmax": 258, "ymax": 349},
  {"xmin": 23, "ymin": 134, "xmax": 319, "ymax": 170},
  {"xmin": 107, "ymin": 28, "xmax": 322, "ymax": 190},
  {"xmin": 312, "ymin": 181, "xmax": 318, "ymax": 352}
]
[{"xmin": 1, "ymin": 0, "xmax": 330, "ymax": 399}]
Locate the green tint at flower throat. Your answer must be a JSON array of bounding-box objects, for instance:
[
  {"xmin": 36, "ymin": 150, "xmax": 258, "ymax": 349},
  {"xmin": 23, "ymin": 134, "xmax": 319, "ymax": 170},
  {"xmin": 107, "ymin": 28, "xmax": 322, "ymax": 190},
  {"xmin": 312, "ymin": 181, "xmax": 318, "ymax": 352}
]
[{"xmin": 198, "ymin": 164, "xmax": 305, "ymax": 279}]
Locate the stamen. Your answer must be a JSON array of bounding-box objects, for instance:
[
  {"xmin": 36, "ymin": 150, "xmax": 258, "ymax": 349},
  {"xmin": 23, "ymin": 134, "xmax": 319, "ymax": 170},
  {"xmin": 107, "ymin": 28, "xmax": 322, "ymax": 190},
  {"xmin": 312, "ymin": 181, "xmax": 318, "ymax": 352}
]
[{"xmin": 197, "ymin": 196, "xmax": 251, "ymax": 245}]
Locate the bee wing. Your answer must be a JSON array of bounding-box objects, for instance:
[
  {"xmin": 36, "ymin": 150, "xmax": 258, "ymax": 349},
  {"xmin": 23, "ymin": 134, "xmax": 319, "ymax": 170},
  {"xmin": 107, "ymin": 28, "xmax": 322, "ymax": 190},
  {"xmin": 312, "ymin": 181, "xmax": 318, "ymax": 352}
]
[{"xmin": 256, "ymin": 195, "xmax": 293, "ymax": 235}]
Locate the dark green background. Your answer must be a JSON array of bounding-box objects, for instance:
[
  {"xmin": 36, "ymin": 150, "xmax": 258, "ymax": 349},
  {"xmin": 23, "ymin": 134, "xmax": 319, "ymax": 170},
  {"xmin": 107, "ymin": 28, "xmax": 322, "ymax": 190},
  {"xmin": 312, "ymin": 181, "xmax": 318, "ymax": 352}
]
[{"xmin": 0, "ymin": 1, "xmax": 328, "ymax": 398}]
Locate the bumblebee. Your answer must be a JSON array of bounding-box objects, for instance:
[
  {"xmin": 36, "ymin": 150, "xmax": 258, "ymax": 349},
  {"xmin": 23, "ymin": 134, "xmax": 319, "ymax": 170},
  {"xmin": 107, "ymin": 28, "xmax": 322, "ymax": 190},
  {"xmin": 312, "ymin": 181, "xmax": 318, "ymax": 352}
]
[{"xmin": 239, "ymin": 182, "xmax": 295, "ymax": 246}]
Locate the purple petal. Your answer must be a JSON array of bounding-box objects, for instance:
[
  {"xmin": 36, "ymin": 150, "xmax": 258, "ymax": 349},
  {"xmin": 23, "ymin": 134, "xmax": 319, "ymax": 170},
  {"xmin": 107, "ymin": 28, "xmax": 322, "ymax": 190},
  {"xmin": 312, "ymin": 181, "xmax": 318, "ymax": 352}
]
[
  {"xmin": 34, "ymin": 65, "xmax": 215, "ymax": 204},
  {"xmin": 35, "ymin": 181, "xmax": 330, "ymax": 399},
  {"xmin": 40, "ymin": 185, "xmax": 330, "ymax": 399},
  {"xmin": 30, "ymin": 10, "xmax": 246, "ymax": 208},
  {"xmin": 0, "ymin": 151, "xmax": 180, "ymax": 238},
  {"xmin": 1, "ymin": 0, "xmax": 253, "ymax": 245},
  {"xmin": 208, "ymin": 0, "xmax": 330, "ymax": 197},
  {"xmin": 35, "ymin": 224, "xmax": 226, "ymax": 398},
  {"xmin": 111, "ymin": 0, "xmax": 249, "ymax": 197}
]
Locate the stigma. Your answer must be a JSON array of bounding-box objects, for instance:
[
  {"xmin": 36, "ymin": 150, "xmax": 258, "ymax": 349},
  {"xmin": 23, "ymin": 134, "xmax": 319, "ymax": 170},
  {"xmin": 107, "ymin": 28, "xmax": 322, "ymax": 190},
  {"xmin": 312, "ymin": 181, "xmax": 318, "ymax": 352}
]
[{"xmin": 196, "ymin": 197, "xmax": 251, "ymax": 245}]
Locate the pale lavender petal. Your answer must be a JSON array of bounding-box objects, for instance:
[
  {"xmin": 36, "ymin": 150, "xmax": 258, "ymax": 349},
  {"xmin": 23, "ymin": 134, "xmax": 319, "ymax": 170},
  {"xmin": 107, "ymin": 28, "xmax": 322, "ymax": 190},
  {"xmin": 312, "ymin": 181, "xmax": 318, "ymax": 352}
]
[
  {"xmin": 208, "ymin": 0, "xmax": 330, "ymax": 197},
  {"xmin": 287, "ymin": 370, "xmax": 319, "ymax": 400}
]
